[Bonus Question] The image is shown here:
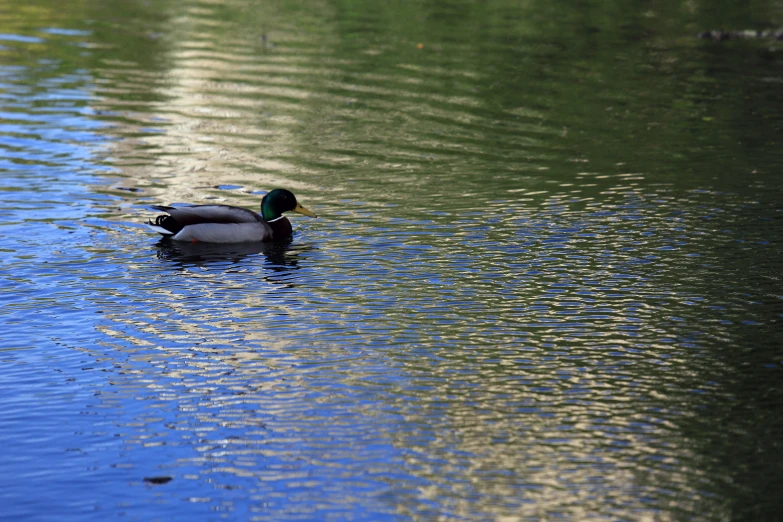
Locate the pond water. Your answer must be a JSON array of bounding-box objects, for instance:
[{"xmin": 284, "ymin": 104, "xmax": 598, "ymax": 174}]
[{"xmin": 1, "ymin": 0, "xmax": 782, "ymax": 520}]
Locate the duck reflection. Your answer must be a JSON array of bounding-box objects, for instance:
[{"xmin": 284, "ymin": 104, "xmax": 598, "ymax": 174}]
[{"xmin": 154, "ymin": 237, "xmax": 311, "ymax": 276}]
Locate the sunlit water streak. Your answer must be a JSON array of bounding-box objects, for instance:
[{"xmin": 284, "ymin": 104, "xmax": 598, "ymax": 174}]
[{"xmin": 1, "ymin": 0, "xmax": 782, "ymax": 521}]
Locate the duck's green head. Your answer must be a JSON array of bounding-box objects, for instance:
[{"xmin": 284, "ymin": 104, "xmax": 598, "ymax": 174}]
[{"xmin": 260, "ymin": 188, "xmax": 317, "ymax": 221}]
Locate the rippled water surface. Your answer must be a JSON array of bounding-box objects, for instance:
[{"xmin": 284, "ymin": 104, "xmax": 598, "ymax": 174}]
[{"xmin": 2, "ymin": 0, "xmax": 783, "ymax": 520}]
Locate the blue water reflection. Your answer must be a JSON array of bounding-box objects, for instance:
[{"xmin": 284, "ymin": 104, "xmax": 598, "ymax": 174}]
[{"xmin": 1, "ymin": 0, "xmax": 783, "ymax": 520}]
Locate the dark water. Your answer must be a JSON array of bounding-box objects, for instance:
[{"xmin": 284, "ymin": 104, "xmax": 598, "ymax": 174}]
[{"xmin": 1, "ymin": 0, "xmax": 782, "ymax": 520}]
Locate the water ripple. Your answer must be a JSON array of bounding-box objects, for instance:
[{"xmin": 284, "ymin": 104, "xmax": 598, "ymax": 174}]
[{"xmin": 1, "ymin": 1, "xmax": 783, "ymax": 520}]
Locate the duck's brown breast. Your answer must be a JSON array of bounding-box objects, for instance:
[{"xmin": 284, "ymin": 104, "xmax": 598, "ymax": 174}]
[{"xmin": 268, "ymin": 217, "xmax": 292, "ymax": 239}]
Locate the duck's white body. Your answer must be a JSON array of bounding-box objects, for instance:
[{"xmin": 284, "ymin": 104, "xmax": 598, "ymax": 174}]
[
  {"xmin": 150, "ymin": 221, "xmax": 275, "ymax": 243},
  {"xmin": 148, "ymin": 205, "xmax": 286, "ymax": 243}
]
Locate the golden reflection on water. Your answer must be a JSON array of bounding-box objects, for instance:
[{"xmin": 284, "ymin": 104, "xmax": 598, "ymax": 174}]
[{"xmin": 1, "ymin": 0, "xmax": 781, "ymax": 519}]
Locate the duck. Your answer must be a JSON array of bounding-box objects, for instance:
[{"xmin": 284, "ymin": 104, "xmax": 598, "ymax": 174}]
[{"xmin": 147, "ymin": 188, "xmax": 317, "ymax": 243}]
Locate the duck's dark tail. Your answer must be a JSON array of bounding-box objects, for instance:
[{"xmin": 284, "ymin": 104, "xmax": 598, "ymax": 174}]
[{"xmin": 147, "ymin": 212, "xmax": 183, "ymax": 236}]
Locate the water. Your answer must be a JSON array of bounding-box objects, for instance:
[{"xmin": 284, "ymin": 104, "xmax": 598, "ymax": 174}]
[{"xmin": 1, "ymin": 0, "xmax": 782, "ymax": 520}]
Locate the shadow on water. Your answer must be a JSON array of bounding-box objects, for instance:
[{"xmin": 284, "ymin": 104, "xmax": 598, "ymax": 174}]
[{"xmin": 154, "ymin": 237, "xmax": 312, "ymax": 274}]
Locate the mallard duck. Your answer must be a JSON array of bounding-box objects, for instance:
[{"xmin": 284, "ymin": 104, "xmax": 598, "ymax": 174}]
[{"xmin": 147, "ymin": 188, "xmax": 317, "ymax": 243}]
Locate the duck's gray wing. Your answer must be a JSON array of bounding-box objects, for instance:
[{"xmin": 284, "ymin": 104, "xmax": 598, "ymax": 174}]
[
  {"xmin": 171, "ymin": 222, "xmax": 272, "ymax": 243},
  {"xmin": 151, "ymin": 205, "xmax": 262, "ymax": 225}
]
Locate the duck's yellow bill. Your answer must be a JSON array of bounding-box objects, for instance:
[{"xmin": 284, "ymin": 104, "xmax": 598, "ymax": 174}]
[{"xmin": 293, "ymin": 203, "xmax": 317, "ymax": 218}]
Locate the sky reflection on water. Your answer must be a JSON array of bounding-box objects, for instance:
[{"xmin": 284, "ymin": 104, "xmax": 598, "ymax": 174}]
[{"xmin": 1, "ymin": 0, "xmax": 782, "ymax": 520}]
